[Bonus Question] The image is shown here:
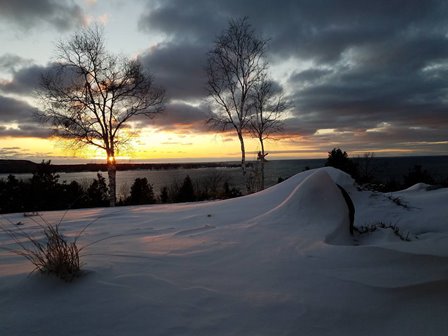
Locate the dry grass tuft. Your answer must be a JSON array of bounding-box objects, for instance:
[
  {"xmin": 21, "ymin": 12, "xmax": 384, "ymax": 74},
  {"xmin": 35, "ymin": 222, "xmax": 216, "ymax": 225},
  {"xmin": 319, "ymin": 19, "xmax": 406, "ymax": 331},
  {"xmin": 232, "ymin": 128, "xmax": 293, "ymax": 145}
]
[{"xmin": 0, "ymin": 212, "xmax": 97, "ymax": 281}]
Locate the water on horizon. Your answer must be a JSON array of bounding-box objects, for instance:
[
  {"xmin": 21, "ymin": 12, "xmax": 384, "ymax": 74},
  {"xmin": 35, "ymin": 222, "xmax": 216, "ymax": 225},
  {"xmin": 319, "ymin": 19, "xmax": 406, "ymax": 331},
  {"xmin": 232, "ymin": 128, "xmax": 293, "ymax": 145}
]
[{"xmin": 1, "ymin": 156, "xmax": 447, "ymax": 200}]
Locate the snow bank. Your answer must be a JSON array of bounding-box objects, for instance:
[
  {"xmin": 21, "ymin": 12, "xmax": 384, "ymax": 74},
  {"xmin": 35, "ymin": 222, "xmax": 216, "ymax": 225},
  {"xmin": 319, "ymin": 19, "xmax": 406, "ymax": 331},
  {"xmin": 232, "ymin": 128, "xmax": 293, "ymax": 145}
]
[
  {"xmin": 250, "ymin": 169, "xmax": 353, "ymax": 245},
  {"xmin": 1, "ymin": 167, "xmax": 448, "ymax": 336}
]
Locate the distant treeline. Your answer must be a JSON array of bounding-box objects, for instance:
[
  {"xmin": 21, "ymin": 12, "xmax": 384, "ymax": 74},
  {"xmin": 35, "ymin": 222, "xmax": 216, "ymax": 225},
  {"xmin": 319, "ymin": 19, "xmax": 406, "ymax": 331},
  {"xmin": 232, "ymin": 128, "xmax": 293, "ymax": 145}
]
[
  {"xmin": 0, "ymin": 161, "xmax": 242, "ymax": 214},
  {"xmin": 0, "ymin": 159, "xmax": 240, "ymax": 174},
  {"xmin": 1, "ymin": 154, "xmax": 447, "ymax": 214},
  {"xmin": 324, "ymin": 148, "xmax": 448, "ymax": 191}
]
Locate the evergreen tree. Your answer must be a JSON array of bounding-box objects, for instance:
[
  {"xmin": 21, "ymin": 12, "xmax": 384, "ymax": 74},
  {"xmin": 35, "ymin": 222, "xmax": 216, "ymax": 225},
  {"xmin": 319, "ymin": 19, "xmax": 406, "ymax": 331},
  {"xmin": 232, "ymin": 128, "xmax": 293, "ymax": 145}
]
[
  {"xmin": 325, "ymin": 148, "xmax": 358, "ymax": 178},
  {"xmin": 30, "ymin": 160, "xmax": 61, "ymax": 211},
  {"xmin": 87, "ymin": 173, "xmax": 109, "ymax": 207},
  {"xmin": 62, "ymin": 181, "xmax": 86, "ymax": 208},
  {"xmin": 0, "ymin": 175, "xmax": 25, "ymax": 213},
  {"xmin": 128, "ymin": 178, "xmax": 156, "ymax": 205},
  {"xmin": 177, "ymin": 175, "xmax": 195, "ymax": 202},
  {"xmin": 159, "ymin": 186, "xmax": 169, "ymax": 203}
]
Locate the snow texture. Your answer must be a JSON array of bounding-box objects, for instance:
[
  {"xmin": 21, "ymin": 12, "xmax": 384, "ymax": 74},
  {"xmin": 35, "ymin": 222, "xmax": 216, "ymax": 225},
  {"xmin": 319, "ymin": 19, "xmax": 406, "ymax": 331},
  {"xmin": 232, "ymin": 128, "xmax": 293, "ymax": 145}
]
[{"xmin": 1, "ymin": 167, "xmax": 447, "ymax": 335}]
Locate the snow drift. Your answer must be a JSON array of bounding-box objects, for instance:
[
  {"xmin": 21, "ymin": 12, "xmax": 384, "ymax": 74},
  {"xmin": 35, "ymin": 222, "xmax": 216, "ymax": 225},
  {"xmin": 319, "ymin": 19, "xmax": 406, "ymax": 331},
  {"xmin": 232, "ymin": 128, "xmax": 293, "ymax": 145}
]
[{"xmin": 1, "ymin": 167, "xmax": 447, "ymax": 336}]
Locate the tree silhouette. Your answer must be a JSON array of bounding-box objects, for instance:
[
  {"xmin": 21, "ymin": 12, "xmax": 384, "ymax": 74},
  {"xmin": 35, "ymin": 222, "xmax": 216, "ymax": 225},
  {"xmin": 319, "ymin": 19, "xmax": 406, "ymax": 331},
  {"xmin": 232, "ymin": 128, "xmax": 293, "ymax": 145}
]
[
  {"xmin": 30, "ymin": 160, "xmax": 61, "ymax": 211},
  {"xmin": 177, "ymin": 175, "xmax": 195, "ymax": 202},
  {"xmin": 249, "ymin": 78, "xmax": 289, "ymax": 190},
  {"xmin": 87, "ymin": 173, "xmax": 109, "ymax": 207},
  {"xmin": 325, "ymin": 148, "xmax": 358, "ymax": 177},
  {"xmin": 38, "ymin": 25, "xmax": 165, "ymax": 206},
  {"xmin": 128, "ymin": 177, "xmax": 156, "ymax": 205},
  {"xmin": 206, "ymin": 17, "xmax": 267, "ymax": 180}
]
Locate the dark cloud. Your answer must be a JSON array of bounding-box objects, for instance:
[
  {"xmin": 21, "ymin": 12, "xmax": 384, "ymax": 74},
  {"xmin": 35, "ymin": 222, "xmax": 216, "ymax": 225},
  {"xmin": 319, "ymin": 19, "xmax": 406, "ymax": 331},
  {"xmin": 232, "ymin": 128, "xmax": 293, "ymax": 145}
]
[
  {"xmin": 289, "ymin": 58, "xmax": 448, "ymax": 132},
  {"xmin": 137, "ymin": 0, "xmax": 448, "ymax": 150},
  {"xmin": 139, "ymin": 42, "xmax": 208, "ymax": 100},
  {"xmin": 146, "ymin": 102, "xmax": 210, "ymax": 133},
  {"xmin": 290, "ymin": 69, "xmax": 333, "ymax": 84},
  {"xmin": 0, "ymin": 124, "xmax": 51, "ymax": 138},
  {"xmin": 0, "ymin": 95, "xmax": 50, "ymax": 138},
  {"xmin": 0, "ymin": 62, "xmax": 82, "ymax": 95},
  {"xmin": 0, "ymin": 95, "xmax": 37, "ymax": 123},
  {"xmin": 138, "ymin": 1, "xmax": 227, "ymax": 42},
  {"xmin": 0, "ymin": 0, "xmax": 85, "ymax": 31},
  {"xmin": 139, "ymin": 0, "xmax": 448, "ymax": 61},
  {"xmin": 0, "ymin": 64, "xmax": 47, "ymax": 94}
]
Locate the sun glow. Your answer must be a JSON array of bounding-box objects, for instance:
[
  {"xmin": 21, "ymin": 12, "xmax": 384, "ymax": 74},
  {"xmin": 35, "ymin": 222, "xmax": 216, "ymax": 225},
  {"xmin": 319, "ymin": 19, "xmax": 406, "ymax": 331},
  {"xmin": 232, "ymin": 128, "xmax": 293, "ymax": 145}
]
[{"xmin": 1, "ymin": 125, "xmax": 318, "ymax": 163}]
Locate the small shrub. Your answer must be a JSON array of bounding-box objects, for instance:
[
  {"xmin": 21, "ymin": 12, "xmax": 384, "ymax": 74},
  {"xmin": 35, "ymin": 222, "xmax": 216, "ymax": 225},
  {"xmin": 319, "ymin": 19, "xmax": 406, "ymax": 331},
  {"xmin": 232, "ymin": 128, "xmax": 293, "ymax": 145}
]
[
  {"xmin": 355, "ymin": 222, "xmax": 414, "ymax": 241},
  {"xmin": 223, "ymin": 182, "xmax": 242, "ymax": 198},
  {"xmin": 0, "ymin": 213, "xmax": 95, "ymax": 281}
]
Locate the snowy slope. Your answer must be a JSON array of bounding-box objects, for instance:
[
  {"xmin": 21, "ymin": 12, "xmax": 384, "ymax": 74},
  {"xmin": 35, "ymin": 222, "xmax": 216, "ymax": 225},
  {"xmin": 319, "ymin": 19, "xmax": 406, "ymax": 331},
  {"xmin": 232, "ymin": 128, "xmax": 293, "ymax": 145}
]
[{"xmin": 1, "ymin": 167, "xmax": 447, "ymax": 336}]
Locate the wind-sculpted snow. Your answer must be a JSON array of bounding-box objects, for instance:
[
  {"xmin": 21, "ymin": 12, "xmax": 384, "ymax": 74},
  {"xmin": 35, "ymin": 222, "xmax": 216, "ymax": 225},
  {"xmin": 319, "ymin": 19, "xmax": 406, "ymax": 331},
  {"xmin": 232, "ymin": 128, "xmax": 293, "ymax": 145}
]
[
  {"xmin": 247, "ymin": 169, "xmax": 353, "ymax": 245},
  {"xmin": 1, "ymin": 168, "xmax": 448, "ymax": 336}
]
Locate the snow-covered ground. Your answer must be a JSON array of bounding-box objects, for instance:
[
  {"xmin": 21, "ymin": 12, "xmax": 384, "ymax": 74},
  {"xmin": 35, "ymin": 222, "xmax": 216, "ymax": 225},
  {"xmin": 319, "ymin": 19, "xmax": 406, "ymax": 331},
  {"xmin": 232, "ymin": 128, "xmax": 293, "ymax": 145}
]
[{"xmin": 1, "ymin": 167, "xmax": 447, "ymax": 336}]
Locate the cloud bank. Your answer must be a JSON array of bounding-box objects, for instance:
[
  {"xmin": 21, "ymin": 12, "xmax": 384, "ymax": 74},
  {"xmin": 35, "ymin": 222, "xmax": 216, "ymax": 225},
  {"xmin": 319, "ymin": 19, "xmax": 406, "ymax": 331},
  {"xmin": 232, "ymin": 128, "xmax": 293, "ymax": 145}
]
[{"xmin": 1, "ymin": 0, "xmax": 447, "ymax": 156}]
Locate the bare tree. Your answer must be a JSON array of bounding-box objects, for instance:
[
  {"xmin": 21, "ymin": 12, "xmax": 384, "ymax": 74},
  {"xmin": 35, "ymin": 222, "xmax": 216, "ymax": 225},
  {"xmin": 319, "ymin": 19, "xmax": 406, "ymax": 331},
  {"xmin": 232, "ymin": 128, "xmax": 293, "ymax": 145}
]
[
  {"xmin": 249, "ymin": 77, "xmax": 288, "ymax": 189},
  {"xmin": 38, "ymin": 25, "xmax": 165, "ymax": 206},
  {"xmin": 356, "ymin": 152, "xmax": 375, "ymax": 183},
  {"xmin": 206, "ymin": 17, "xmax": 267, "ymax": 177}
]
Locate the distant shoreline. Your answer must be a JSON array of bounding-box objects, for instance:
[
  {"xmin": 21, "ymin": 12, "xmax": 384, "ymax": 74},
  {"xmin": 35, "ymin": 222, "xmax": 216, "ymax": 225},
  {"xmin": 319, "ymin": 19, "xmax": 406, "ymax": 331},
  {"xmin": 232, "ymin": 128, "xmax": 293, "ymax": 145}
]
[
  {"xmin": 0, "ymin": 159, "xmax": 245, "ymax": 174},
  {"xmin": 1, "ymin": 156, "xmax": 446, "ymax": 176}
]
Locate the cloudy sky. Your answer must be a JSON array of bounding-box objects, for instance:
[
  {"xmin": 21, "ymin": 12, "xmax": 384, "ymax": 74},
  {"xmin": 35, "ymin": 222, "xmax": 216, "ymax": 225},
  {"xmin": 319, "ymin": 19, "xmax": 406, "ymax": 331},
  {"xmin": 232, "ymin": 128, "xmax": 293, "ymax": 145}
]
[{"xmin": 0, "ymin": 0, "xmax": 447, "ymax": 163}]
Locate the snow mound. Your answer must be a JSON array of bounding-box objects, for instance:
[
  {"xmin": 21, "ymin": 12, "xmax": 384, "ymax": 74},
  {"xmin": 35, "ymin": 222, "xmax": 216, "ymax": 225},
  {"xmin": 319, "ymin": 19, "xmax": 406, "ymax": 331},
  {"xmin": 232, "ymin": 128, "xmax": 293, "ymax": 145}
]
[
  {"xmin": 401, "ymin": 182, "xmax": 433, "ymax": 192},
  {"xmin": 320, "ymin": 166, "xmax": 356, "ymax": 189},
  {"xmin": 252, "ymin": 169, "xmax": 353, "ymax": 245},
  {"xmin": 271, "ymin": 166, "xmax": 355, "ymax": 191}
]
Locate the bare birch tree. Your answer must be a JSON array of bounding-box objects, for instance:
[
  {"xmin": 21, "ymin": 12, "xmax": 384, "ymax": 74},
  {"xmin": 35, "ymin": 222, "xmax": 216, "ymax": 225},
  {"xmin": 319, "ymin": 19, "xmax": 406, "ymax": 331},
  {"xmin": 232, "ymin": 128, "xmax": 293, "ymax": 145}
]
[
  {"xmin": 206, "ymin": 17, "xmax": 267, "ymax": 177},
  {"xmin": 250, "ymin": 78, "xmax": 288, "ymax": 190},
  {"xmin": 38, "ymin": 25, "xmax": 165, "ymax": 206}
]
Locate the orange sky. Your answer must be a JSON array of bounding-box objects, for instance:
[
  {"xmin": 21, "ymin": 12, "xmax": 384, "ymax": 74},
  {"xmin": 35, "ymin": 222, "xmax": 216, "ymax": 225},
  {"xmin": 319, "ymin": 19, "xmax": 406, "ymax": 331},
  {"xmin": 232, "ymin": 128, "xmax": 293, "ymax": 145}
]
[{"xmin": 0, "ymin": 130, "xmax": 327, "ymax": 163}]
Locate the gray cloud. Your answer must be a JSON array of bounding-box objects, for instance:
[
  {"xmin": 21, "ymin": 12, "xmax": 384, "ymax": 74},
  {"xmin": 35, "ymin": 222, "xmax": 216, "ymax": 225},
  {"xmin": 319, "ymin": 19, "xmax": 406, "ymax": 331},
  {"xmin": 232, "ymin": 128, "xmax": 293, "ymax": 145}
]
[
  {"xmin": 0, "ymin": 64, "xmax": 47, "ymax": 94},
  {"xmin": 0, "ymin": 62, "xmax": 82, "ymax": 96},
  {"xmin": 138, "ymin": 1, "xmax": 227, "ymax": 42},
  {"xmin": 0, "ymin": 95, "xmax": 37, "ymax": 123},
  {"xmin": 137, "ymin": 0, "xmax": 448, "ymax": 149},
  {"xmin": 0, "ymin": 124, "xmax": 51, "ymax": 138},
  {"xmin": 0, "ymin": 54, "xmax": 32, "ymax": 72},
  {"xmin": 0, "ymin": 0, "xmax": 85, "ymax": 31},
  {"xmin": 139, "ymin": 42, "xmax": 208, "ymax": 101},
  {"xmin": 145, "ymin": 102, "xmax": 210, "ymax": 133},
  {"xmin": 3, "ymin": 0, "xmax": 448, "ymax": 156},
  {"xmin": 139, "ymin": 1, "xmax": 447, "ymax": 61},
  {"xmin": 0, "ymin": 94, "xmax": 50, "ymax": 138},
  {"xmin": 0, "ymin": 146, "xmax": 22, "ymax": 157}
]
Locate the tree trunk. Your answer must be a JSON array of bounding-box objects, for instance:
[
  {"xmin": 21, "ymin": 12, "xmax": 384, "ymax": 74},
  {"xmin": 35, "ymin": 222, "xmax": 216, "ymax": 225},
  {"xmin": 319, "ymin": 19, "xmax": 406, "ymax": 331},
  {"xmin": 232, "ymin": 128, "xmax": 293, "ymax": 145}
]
[
  {"xmin": 238, "ymin": 131, "xmax": 246, "ymax": 176},
  {"xmin": 260, "ymin": 137, "xmax": 265, "ymax": 190},
  {"xmin": 107, "ymin": 159, "xmax": 116, "ymax": 207}
]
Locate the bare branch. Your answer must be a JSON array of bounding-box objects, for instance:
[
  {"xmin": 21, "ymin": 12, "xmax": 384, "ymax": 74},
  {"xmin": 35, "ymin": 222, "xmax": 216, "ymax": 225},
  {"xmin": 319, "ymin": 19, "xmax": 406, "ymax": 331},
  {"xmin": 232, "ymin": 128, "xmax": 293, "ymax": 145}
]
[
  {"xmin": 38, "ymin": 25, "xmax": 165, "ymax": 205},
  {"xmin": 206, "ymin": 17, "xmax": 268, "ymax": 177}
]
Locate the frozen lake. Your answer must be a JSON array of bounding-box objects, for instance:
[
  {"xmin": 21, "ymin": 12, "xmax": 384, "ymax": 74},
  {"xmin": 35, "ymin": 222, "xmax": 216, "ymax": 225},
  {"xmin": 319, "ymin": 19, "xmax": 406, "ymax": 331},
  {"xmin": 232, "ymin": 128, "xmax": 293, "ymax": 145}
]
[{"xmin": 1, "ymin": 156, "xmax": 447, "ymax": 199}]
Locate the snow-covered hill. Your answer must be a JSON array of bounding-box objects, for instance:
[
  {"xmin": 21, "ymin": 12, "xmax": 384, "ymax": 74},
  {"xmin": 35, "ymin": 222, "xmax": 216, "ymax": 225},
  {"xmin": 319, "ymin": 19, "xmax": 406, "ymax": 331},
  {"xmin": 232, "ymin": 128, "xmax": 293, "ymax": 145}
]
[{"xmin": 1, "ymin": 167, "xmax": 447, "ymax": 335}]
